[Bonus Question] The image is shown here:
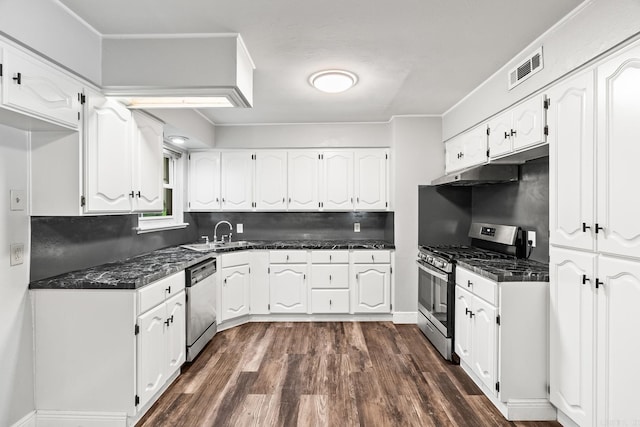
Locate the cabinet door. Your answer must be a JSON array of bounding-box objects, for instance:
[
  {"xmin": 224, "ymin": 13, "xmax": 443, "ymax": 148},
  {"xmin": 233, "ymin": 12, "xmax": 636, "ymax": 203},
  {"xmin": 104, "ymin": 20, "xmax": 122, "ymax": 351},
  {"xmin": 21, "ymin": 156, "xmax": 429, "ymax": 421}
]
[
  {"xmin": 165, "ymin": 292, "xmax": 186, "ymax": 377},
  {"xmin": 255, "ymin": 150, "xmax": 287, "ymax": 210},
  {"xmin": 188, "ymin": 151, "xmax": 221, "ymax": 210},
  {"xmin": 512, "ymin": 95, "xmax": 546, "ymax": 151},
  {"xmin": 444, "ymin": 135, "xmax": 463, "ymax": 173},
  {"xmin": 3, "ymin": 47, "xmax": 81, "ymax": 128},
  {"xmin": 487, "ymin": 110, "xmax": 512, "ymax": 159},
  {"xmin": 355, "ymin": 149, "xmax": 388, "ymax": 210},
  {"xmin": 597, "ymin": 255, "xmax": 640, "ymax": 426},
  {"xmin": 321, "ymin": 151, "xmax": 354, "ymax": 210},
  {"xmin": 131, "ymin": 111, "xmax": 163, "ymax": 212},
  {"xmin": 352, "ymin": 265, "xmax": 390, "ymax": 313},
  {"xmin": 454, "ymin": 286, "xmax": 473, "ymax": 365},
  {"xmin": 471, "ymin": 296, "xmax": 497, "ymax": 395},
  {"xmin": 221, "ymin": 152, "xmax": 254, "ymax": 210},
  {"xmin": 549, "ymin": 247, "xmax": 596, "ymax": 427},
  {"xmin": 137, "ymin": 303, "xmax": 167, "ymax": 410},
  {"xmin": 270, "ymin": 265, "xmax": 308, "ymax": 313},
  {"xmin": 597, "ymin": 45, "xmax": 640, "ymax": 260},
  {"xmin": 84, "ymin": 92, "xmax": 133, "ymax": 213},
  {"xmin": 288, "ymin": 151, "xmax": 319, "ymax": 210},
  {"xmin": 220, "ymin": 265, "xmax": 250, "ymax": 321},
  {"xmin": 460, "ymin": 125, "xmax": 488, "ymax": 169},
  {"xmin": 548, "ymin": 70, "xmax": 596, "ymax": 252}
]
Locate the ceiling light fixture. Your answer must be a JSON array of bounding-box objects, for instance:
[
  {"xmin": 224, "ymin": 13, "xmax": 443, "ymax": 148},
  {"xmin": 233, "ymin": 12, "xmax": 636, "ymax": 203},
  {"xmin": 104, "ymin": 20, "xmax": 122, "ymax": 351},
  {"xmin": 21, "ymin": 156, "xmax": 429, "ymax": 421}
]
[
  {"xmin": 167, "ymin": 135, "xmax": 189, "ymax": 145},
  {"xmin": 309, "ymin": 70, "xmax": 358, "ymax": 93}
]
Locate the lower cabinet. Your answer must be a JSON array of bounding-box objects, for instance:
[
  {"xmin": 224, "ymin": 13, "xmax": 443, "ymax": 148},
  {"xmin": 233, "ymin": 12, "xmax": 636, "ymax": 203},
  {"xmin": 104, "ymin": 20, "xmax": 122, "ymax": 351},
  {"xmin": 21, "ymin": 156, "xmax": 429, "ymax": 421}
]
[
  {"xmin": 32, "ymin": 271, "xmax": 186, "ymax": 425},
  {"xmin": 454, "ymin": 267, "xmax": 551, "ymax": 420},
  {"xmin": 310, "ymin": 250, "xmax": 350, "ymax": 313},
  {"xmin": 219, "ymin": 252, "xmax": 251, "ymax": 322},
  {"xmin": 270, "ymin": 258, "xmax": 308, "ymax": 313},
  {"xmin": 352, "ymin": 263, "xmax": 391, "ymax": 313}
]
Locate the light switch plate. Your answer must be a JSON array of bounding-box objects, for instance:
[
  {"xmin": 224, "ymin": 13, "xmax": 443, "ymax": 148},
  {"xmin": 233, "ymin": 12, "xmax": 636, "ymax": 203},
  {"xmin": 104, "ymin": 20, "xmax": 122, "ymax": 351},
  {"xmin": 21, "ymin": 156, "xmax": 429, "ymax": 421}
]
[
  {"xmin": 354, "ymin": 223, "xmax": 361, "ymax": 232},
  {"xmin": 237, "ymin": 223, "xmax": 244, "ymax": 233},
  {"xmin": 10, "ymin": 243, "xmax": 24, "ymax": 266},
  {"xmin": 528, "ymin": 231, "xmax": 537, "ymax": 247},
  {"xmin": 10, "ymin": 190, "xmax": 26, "ymax": 211}
]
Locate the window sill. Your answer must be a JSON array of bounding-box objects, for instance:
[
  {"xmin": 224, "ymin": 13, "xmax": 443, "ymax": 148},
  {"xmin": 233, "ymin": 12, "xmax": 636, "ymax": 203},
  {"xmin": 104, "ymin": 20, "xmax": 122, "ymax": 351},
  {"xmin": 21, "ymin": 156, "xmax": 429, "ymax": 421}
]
[{"xmin": 136, "ymin": 222, "xmax": 190, "ymax": 234}]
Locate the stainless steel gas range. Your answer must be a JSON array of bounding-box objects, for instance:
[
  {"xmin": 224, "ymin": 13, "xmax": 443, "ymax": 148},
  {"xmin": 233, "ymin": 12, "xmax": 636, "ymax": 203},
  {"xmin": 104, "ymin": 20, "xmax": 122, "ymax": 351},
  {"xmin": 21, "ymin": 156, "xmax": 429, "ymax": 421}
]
[{"xmin": 416, "ymin": 222, "xmax": 526, "ymax": 361}]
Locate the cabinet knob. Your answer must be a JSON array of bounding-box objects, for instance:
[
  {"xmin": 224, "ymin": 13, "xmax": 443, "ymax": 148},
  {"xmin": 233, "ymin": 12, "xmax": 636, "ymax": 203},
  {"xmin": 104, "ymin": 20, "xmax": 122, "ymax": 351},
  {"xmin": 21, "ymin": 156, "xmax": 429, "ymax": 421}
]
[
  {"xmin": 467, "ymin": 280, "xmax": 473, "ymax": 288},
  {"xmin": 582, "ymin": 274, "xmax": 590, "ymax": 285},
  {"xmin": 329, "ymin": 274, "xmax": 332, "ymax": 282},
  {"xmin": 510, "ymin": 129, "xmax": 517, "ymax": 137},
  {"xmin": 465, "ymin": 308, "xmax": 471, "ymax": 315},
  {"xmin": 289, "ymin": 197, "xmax": 291, "ymax": 203},
  {"xmin": 504, "ymin": 131, "xmax": 510, "ymax": 139},
  {"xmin": 282, "ymin": 197, "xmax": 285, "ymax": 203},
  {"xmin": 216, "ymin": 197, "xmax": 219, "ymax": 202},
  {"xmin": 129, "ymin": 191, "xmax": 135, "ymax": 198},
  {"xmin": 164, "ymin": 319, "xmax": 171, "ymax": 327},
  {"xmin": 469, "ymin": 312, "xmax": 475, "ymax": 318},
  {"xmin": 595, "ymin": 223, "xmax": 604, "ymax": 234},
  {"xmin": 136, "ymin": 191, "xmax": 141, "ymax": 198},
  {"xmin": 371, "ymin": 255, "xmax": 375, "ymax": 261},
  {"xmin": 12, "ymin": 73, "xmax": 21, "ymax": 85},
  {"xmin": 582, "ymin": 222, "xmax": 591, "ymax": 233},
  {"xmin": 595, "ymin": 278, "xmax": 604, "ymax": 289},
  {"xmin": 165, "ymin": 286, "xmax": 171, "ymax": 294}
]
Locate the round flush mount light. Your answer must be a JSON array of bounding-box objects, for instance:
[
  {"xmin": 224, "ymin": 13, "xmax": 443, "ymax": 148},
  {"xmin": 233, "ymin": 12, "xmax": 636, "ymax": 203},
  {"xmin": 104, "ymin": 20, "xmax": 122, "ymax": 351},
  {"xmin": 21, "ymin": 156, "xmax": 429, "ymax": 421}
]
[
  {"xmin": 309, "ymin": 69, "xmax": 358, "ymax": 93},
  {"xmin": 167, "ymin": 135, "xmax": 188, "ymax": 145}
]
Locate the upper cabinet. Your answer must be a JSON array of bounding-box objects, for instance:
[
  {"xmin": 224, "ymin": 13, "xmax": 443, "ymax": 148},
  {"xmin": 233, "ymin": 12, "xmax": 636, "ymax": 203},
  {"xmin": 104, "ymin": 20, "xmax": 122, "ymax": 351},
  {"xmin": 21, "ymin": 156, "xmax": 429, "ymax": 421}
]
[
  {"xmin": 131, "ymin": 111, "xmax": 164, "ymax": 212},
  {"xmin": 187, "ymin": 148, "xmax": 390, "ymax": 212},
  {"xmin": 445, "ymin": 124, "xmax": 488, "ymax": 174},
  {"xmin": 488, "ymin": 95, "xmax": 547, "ymax": 160},
  {"xmin": 1, "ymin": 44, "xmax": 82, "ymax": 129}
]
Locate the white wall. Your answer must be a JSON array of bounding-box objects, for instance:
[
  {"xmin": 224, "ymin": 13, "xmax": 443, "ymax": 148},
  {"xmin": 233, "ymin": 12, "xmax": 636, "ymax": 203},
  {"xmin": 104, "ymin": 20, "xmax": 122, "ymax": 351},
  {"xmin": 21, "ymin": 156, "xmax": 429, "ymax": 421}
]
[
  {"xmin": 443, "ymin": 0, "xmax": 640, "ymax": 140},
  {"xmin": 215, "ymin": 122, "xmax": 391, "ymax": 149},
  {"xmin": 390, "ymin": 116, "xmax": 443, "ymax": 312},
  {"xmin": 0, "ymin": 125, "xmax": 34, "ymax": 426},
  {"xmin": 0, "ymin": 0, "xmax": 101, "ymax": 83}
]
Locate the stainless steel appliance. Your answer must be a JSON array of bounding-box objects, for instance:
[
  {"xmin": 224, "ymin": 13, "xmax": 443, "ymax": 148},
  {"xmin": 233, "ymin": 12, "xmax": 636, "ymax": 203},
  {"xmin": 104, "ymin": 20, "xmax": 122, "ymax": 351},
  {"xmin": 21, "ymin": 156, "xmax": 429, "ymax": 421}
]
[
  {"xmin": 417, "ymin": 222, "xmax": 526, "ymax": 361},
  {"xmin": 185, "ymin": 257, "xmax": 217, "ymax": 362}
]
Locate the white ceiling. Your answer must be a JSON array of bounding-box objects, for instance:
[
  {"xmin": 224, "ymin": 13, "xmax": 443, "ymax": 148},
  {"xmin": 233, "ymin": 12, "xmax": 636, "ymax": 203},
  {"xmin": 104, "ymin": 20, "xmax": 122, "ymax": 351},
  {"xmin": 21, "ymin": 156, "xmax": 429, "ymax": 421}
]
[{"xmin": 60, "ymin": 0, "xmax": 583, "ymax": 125}]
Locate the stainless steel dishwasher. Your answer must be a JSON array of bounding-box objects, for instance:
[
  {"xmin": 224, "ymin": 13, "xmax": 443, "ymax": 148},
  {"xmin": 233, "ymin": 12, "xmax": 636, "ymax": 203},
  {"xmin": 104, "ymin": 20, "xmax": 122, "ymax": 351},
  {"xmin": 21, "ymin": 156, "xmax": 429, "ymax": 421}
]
[{"xmin": 185, "ymin": 257, "xmax": 217, "ymax": 362}]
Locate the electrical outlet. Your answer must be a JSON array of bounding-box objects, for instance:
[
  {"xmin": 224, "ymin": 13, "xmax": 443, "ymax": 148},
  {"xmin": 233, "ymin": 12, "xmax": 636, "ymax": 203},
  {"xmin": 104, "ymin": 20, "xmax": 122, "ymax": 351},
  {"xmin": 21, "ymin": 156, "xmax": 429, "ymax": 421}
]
[
  {"xmin": 237, "ymin": 223, "xmax": 244, "ymax": 233},
  {"xmin": 10, "ymin": 243, "xmax": 24, "ymax": 266},
  {"xmin": 354, "ymin": 223, "xmax": 361, "ymax": 232},
  {"xmin": 527, "ymin": 231, "xmax": 537, "ymax": 248}
]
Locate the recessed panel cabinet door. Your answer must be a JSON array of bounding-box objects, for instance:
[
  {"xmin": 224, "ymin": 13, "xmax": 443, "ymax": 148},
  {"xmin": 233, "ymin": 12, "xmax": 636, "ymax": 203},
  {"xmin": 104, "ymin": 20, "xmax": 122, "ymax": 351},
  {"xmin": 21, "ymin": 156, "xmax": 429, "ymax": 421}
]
[
  {"xmin": 255, "ymin": 150, "xmax": 287, "ymax": 210},
  {"xmin": 460, "ymin": 125, "xmax": 488, "ymax": 169},
  {"xmin": 165, "ymin": 292, "xmax": 186, "ymax": 376},
  {"xmin": 321, "ymin": 151, "xmax": 353, "ymax": 210},
  {"xmin": 488, "ymin": 111, "xmax": 512, "ymax": 159},
  {"xmin": 454, "ymin": 286, "xmax": 473, "ymax": 365},
  {"xmin": 511, "ymin": 95, "xmax": 545, "ymax": 151},
  {"xmin": 220, "ymin": 265, "xmax": 250, "ymax": 321},
  {"xmin": 84, "ymin": 92, "xmax": 133, "ymax": 213},
  {"xmin": 548, "ymin": 70, "xmax": 595, "ymax": 252},
  {"xmin": 131, "ymin": 111, "xmax": 163, "ymax": 212},
  {"xmin": 549, "ymin": 247, "xmax": 595, "ymax": 427},
  {"xmin": 355, "ymin": 150, "xmax": 387, "ymax": 210},
  {"xmin": 597, "ymin": 255, "xmax": 640, "ymax": 426},
  {"xmin": 270, "ymin": 265, "xmax": 307, "ymax": 313},
  {"xmin": 597, "ymin": 45, "xmax": 640, "ymax": 260},
  {"xmin": 221, "ymin": 152, "xmax": 254, "ymax": 210},
  {"xmin": 137, "ymin": 303, "xmax": 166, "ymax": 410},
  {"xmin": 188, "ymin": 151, "xmax": 221, "ymax": 210},
  {"xmin": 288, "ymin": 151, "xmax": 319, "ymax": 210},
  {"xmin": 471, "ymin": 296, "xmax": 497, "ymax": 395},
  {"xmin": 352, "ymin": 265, "xmax": 390, "ymax": 313}
]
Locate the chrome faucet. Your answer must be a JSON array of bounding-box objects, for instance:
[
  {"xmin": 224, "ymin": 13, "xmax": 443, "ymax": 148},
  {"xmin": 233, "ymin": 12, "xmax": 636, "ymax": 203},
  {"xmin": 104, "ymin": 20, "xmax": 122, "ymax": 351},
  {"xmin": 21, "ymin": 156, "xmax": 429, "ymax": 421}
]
[{"xmin": 213, "ymin": 220, "xmax": 233, "ymax": 243}]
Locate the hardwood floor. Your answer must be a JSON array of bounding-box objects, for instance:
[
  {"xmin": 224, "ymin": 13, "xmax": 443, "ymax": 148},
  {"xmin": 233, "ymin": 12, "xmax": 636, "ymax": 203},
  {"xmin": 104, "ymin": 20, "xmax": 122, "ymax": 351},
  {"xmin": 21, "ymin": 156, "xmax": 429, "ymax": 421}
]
[{"xmin": 138, "ymin": 322, "xmax": 561, "ymax": 427}]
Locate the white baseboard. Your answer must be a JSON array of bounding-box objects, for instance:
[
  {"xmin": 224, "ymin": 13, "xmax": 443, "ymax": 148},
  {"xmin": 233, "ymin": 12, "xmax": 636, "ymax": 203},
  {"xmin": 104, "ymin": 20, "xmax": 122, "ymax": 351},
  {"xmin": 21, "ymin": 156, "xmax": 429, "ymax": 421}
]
[
  {"xmin": 10, "ymin": 411, "xmax": 36, "ymax": 427},
  {"xmin": 218, "ymin": 313, "xmax": 395, "ymax": 331},
  {"xmin": 35, "ymin": 411, "xmax": 127, "ymax": 427},
  {"xmin": 556, "ymin": 409, "xmax": 580, "ymax": 427},
  {"xmin": 393, "ymin": 311, "xmax": 418, "ymax": 324}
]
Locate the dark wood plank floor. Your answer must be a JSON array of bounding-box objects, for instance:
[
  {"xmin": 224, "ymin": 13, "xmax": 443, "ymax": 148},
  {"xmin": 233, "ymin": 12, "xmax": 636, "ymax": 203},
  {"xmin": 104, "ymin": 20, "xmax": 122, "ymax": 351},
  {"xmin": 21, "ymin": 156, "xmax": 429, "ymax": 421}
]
[{"xmin": 137, "ymin": 322, "xmax": 561, "ymax": 427}]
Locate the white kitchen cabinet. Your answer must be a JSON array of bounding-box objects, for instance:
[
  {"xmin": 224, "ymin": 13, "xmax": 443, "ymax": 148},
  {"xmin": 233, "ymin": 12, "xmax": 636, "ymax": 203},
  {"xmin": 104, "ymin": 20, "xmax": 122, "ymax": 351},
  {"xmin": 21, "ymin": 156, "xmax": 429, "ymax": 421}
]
[
  {"xmin": 548, "ymin": 70, "xmax": 595, "ymax": 252},
  {"xmin": 352, "ymin": 264, "xmax": 390, "ymax": 313},
  {"xmin": 254, "ymin": 150, "xmax": 287, "ymax": 210},
  {"xmin": 221, "ymin": 151, "xmax": 254, "ymax": 210},
  {"xmin": 270, "ymin": 252, "xmax": 308, "ymax": 313},
  {"xmin": 288, "ymin": 151, "xmax": 319, "ymax": 210},
  {"xmin": 355, "ymin": 149, "xmax": 388, "ymax": 210},
  {"xmin": 219, "ymin": 264, "xmax": 251, "ymax": 322},
  {"xmin": 250, "ymin": 251, "xmax": 270, "ymax": 315},
  {"xmin": 33, "ymin": 271, "xmax": 186, "ymax": 425},
  {"xmin": 310, "ymin": 250, "xmax": 349, "ymax": 313},
  {"xmin": 454, "ymin": 266, "xmax": 551, "ymax": 420},
  {"xmin": 188, "ymin": 151, "xmax": 221, "ymax": 210},
  {"xmin": 321, "ymin": 151, "xmax": 354, "ymax": 210},
  {"xmin": 131, "ymin": 110, "xmax": 164, "ymax": 212},
  {"xmin": 549, "ymin": 247, "xmax": 596, "ymax": 427},
  {"xmin": 487, "ymin": 94, "xmax": 546, "ymax": 160},
  {"xmin": 1, "ymin": 44, "xmax": 82, "ymax": 129},
  {"xmin": 445, "ymin": 124, "xmax": 488, "ymax": 174}
]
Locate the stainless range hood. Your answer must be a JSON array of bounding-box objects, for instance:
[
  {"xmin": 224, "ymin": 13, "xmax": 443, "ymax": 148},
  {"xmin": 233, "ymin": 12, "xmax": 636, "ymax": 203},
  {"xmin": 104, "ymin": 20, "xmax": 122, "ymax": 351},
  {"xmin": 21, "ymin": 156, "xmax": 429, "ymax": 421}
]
[{"xmin": 431, "ymin": 164, "xmax": 519, "ymax": 186}]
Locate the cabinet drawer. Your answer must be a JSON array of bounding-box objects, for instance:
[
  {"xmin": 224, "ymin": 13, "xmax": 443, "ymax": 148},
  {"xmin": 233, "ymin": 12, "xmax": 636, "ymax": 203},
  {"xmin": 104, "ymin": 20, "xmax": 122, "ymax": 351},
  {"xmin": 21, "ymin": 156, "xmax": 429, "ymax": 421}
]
[
  {"xmin": 311, "ymin": 289, "xmax": 350, "ymax": 313},
  {"xmin": 270, "ymin": 250, "xmax": 308, "ymax": 264},
  {"xmin": 219, "ymin": 251, "xmax": 250, "ymax": 268},
  {"xmin": 351, "ymin": 250, "xmax": 391, "ymax": 264},
  {"xmin": 311, "ymin": 250, "xmax": 349, "ymax": 264},
  {"xmin": 456, "ymin": 267, "xmax": 496, "ymax": 305},
  {"xmin": 138, "ymin": 271, "xmax": 186, "ymax": 314},
  {"xmin": 311, "ymin": 265, "xmax": 349, "ymax": 288}
]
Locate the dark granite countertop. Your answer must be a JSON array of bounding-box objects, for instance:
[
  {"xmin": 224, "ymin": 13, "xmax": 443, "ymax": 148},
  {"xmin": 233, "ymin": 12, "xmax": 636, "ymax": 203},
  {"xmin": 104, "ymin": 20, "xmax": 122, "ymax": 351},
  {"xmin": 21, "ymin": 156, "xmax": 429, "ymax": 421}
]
[
  {"xmin": 29, "ymin": 240, "xmax": 395, "ymax": 290},
  {"xmin": 456, "ymin": 258, "xmax": 549, "ymax": 283}
]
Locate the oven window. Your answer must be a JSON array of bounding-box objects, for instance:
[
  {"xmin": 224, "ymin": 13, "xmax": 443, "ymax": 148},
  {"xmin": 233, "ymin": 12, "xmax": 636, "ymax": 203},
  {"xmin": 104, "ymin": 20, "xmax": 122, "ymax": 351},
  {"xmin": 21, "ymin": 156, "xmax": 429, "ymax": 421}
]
[{"xmin": 418, "ymin": 264, "xmax": 450, "ymax": 336}]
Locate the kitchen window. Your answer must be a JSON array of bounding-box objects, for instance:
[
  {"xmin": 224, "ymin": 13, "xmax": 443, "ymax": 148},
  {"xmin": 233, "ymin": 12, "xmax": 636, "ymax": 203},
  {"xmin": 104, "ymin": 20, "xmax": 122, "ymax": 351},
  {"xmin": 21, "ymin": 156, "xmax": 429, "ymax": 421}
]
[{"xmin": 137, "ymin": 148, "xmax": 189, "ymax": 233}]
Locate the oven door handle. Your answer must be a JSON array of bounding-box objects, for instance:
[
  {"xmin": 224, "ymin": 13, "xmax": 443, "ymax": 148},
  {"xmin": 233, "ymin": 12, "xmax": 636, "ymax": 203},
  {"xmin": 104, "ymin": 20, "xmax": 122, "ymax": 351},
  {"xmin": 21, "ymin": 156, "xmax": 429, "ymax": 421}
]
[{"xmin": 416, "ymin": 261, "xmax": 449, "ymax": 282}]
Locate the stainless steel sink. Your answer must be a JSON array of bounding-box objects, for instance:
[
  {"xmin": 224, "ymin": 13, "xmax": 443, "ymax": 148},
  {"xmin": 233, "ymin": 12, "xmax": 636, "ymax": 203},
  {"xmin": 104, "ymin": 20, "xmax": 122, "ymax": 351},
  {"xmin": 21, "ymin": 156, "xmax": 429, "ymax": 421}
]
[{"xmin": 181, "ymin": 240, "xmax": 253, "ymax": 252}]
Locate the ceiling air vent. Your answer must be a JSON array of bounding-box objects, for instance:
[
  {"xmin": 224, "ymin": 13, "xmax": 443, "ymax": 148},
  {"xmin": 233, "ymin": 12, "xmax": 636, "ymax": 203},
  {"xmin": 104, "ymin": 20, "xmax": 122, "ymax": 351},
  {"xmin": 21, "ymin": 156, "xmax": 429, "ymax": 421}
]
[{"xmin": 508, "ymin": 47, "xmax": 543, "ymax": 90}]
